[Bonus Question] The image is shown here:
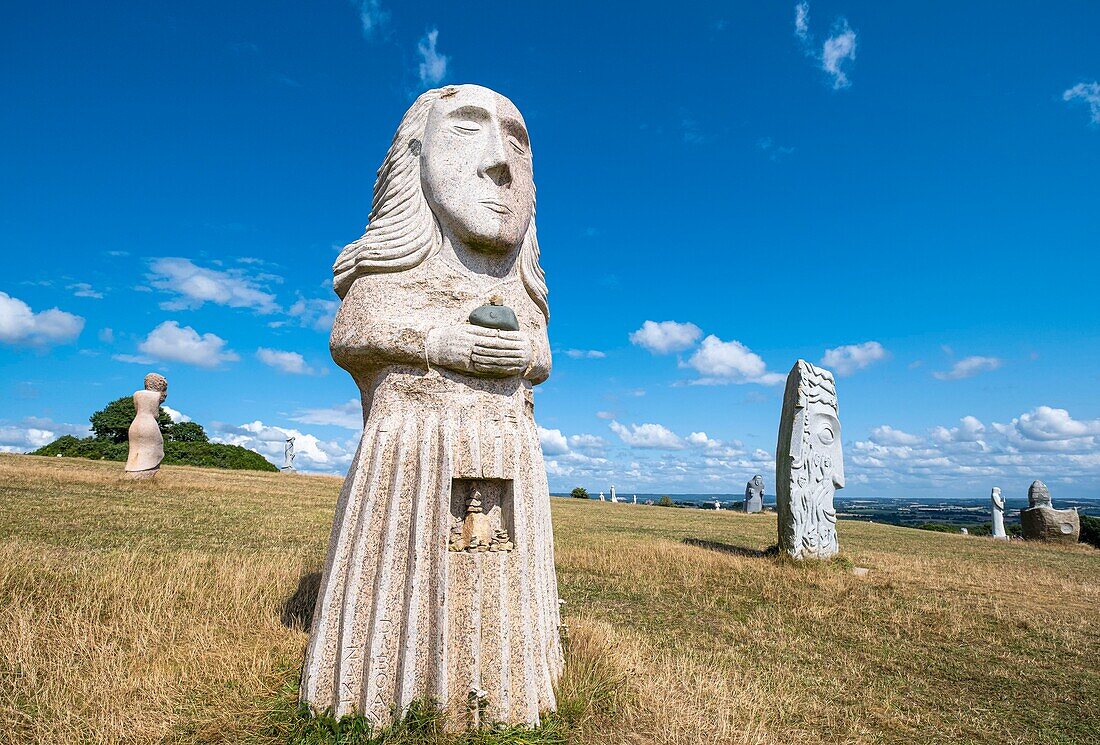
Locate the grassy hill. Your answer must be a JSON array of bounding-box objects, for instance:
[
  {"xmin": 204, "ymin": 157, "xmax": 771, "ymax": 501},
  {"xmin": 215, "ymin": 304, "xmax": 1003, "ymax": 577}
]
[{"xmin": 0, "ymin": 453, "xmax": 1097, "ymax": 744}]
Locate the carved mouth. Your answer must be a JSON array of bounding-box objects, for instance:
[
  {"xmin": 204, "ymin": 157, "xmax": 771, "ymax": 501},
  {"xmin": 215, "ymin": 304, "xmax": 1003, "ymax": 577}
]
[{"xmin": 479, "ymin": 200, "xmax": 512, "ymax": 215}]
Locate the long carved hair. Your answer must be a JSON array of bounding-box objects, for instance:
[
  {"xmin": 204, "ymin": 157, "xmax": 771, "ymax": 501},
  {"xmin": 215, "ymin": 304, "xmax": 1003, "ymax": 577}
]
[{"xmin": 332, "ymin": 86, "xmax": 549, "ymax": 321}]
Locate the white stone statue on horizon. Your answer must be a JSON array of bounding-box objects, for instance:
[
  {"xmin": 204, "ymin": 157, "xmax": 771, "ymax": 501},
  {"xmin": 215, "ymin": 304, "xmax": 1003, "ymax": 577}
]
[
  {"xmin": 775, "ymin": 360, "xmax": 843, "ymax": 559},
  {"xmin": 283, "ymin": 436, "xmax": 296, "ymax": 471},
  {"xmin": 990, "ymin": 486, "xmax": 1007, "ymax": 539},
  {"xmin": 124, "ymin": 373, "xmax": 168, "ymax": 480},
  {"xmin": 300, "ymin": 84, "xmax": 561, "ymax": 730},
  {"xmin": 598, "ymin": 491, "xmax": 605, "ymax": 501}
]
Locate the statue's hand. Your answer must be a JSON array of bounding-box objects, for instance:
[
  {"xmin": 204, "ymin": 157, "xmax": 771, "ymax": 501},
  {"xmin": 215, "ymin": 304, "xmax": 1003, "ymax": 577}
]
[{"xmin": 427, "ymin": 325, "xmax": 531, "ymax": 377}]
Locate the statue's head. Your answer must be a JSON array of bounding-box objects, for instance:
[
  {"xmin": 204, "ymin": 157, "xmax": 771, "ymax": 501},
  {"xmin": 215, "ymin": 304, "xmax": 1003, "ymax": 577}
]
[
  {"xmin": 784, "ymin": 360, "xmax": 844, "ymax": 490},
  {"xmin": 1028, "ymin": 480, "xmax": 1051, "ymax": 508},
  {"xmin": 333, "ymin": 85, "xmax": 548, "ymax": 319},
  {"xmin": 752, "ymin": 475, "xmax": 765, "ymax": 488},
  {"xmin": 143, "ymin": 372, "xmax": 168, "ymax": 403}
]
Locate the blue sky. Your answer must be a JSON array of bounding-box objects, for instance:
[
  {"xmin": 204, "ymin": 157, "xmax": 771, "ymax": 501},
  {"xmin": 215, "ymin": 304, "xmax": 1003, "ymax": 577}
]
[{"xmin": 2, "ymin": 1, "xmax": 1099, "ymax": 498}]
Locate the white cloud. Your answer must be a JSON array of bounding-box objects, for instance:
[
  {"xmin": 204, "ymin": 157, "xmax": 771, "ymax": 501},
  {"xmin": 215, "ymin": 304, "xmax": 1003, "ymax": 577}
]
[
  {"xmin": 147, "ymin": 257, "xmax": 279, "ymax": 314},
  {"xmin": 822, "ymin": 20, "xmax": 857, "ymax": 89},
  {"xmin": 609, "ymin": 420, "xmax": 685, "ymax": 450},
  {"xmin": 794, "ymin": 2, "xmax": 809, "ymax": 40},
  {"xmin": 568, "ymin": 433, "xmax": 606, "ymax": 451},
  {"xmin": 1063, "ymin": 81, "xmax": 1100, "ymax": 125},
  {"xmin": 417, "ymin": 28, "xmax": 448, "ymax": 86},
  {"xmin": 931, "ymin": 415, "xmax": 986, "ymax": 444},
  {"xmin": 933, "ymin": 355, "xmax": 1002, "ymax": 381},
  {"xmin": 98, "ymin": 327, "xmax": 115, "ymax": 343},
  {"xmin": 629, "ymin": 320, "xmax": 702, "ymax": 354},
  {"xmin": 1011, "ymin": 406, "xmax": 1100, "ymax": 441},
  {"xmin": 67, "ymin": 282, "xmax": 104, "ymax": 299},
  {"xmin": 683, "ymin": 335, "xmax": 784, "ymax": 385},
  {"xmin": 0, "ymin": 417, "xmax": 90, "ymax": 453},
  {"xmin": 291, "ymin": 399, "xmax": 363, "ymax": 430},
  {"xmin": 287, "ymin": 296, "xmax": 339, "ymax": 332},
  {"xmin": 354, "ymin": 0, "xmax": 389, "ymax": 38},
  {"xmin": 595, "ymin": 411, "xmax": 615, "ymax": 420},
  {"xmin": 211, "ymin": 420, "xmax": 355, "ymax": 474},
  {"xmin": 161, "ymin": 406, "xmax": 191, "ymax": 423},
  {"xmin": 256, "ymin": 347, "xmax": 315, "ymax": 375},
  {"xmin": 538, "ymin": 426, "xmax": 570, "ymax": 456},
  {"xmin": 821, "ymin": 341, "xmax": 888, "ymax": 376},
  {"xmin": 137, "ymin": 321, "xmax": 239, "ymax": 368},
  {"xmin": 563, "ymin": 349, "xmax": 606, "ymax": 359},
  {"xmin": 0, "ymin": 291, "xmax": 84, "ymax": 347},
  {"xmin": 869, "ymin": 425, "xmax": 922, "ymax": 446}
]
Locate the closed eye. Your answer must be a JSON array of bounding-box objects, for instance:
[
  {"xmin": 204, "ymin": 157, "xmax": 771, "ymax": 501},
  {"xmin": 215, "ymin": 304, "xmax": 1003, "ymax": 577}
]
[
  {"xmin": 453, "ymin": 123, "xmax": 480, "ymax": 134},
  {"xmin": 508, "ymin": 137, "xmax": 527, "ymax": 155}
]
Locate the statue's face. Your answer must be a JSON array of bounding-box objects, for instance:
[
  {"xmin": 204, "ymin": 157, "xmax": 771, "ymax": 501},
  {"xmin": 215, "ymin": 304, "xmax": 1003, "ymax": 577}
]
[
  {"xmin": 420, "ymin": 86, "xmax": 534, "ymax": 254},
  {"xmin": 804, "ymin": 399, "xmax": 844, "ymax": 489}
]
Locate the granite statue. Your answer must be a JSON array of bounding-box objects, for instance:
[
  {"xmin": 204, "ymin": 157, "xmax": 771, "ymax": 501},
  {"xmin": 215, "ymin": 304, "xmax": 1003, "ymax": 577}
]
[
  {"xmin": 123, "ymin": 373, "xmax": 168, "ymax": 480},
  {"xmin": 775, "ymin": 360, "xmax": 843, "ymax": 559},
  {"xmin": 301, "ymin": 85, "xmax": 561, "ymax": 730},
  {"xmin": 744, "ymin": 475, "xmax": 764, "ymax": 513},
  {"xmin": 1020, "ymin": 480, "xmax": 1079, "ymax": 544},
  {"xmin": 283, "ymin": 436, "xmax": 296, "ymax": 471},
  {"xmin": 990, "ymin": 487, "xmax": 1007, "ymax": 539}
]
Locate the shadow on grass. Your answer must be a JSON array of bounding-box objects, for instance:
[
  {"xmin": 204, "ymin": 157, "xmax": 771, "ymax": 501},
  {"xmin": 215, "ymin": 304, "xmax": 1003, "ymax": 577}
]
[
  {"xmin": 682, "ymin": 537, "xmax": 778, "ymax": 559},
  {"xmin": 282, "ymin": 571, "xmax": 322, "ymax": 631}
]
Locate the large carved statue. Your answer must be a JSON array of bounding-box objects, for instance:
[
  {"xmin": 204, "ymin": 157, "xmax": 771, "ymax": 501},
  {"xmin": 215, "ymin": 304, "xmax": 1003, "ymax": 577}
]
[
  {"xmin": 775, "ymin": 360, "xmax": 843, "ymax": 559},
  {"xmin": 990, "ymin": 487, "xmax": 1007, "ymax": 539},
  {"xmin": 1020, "ymin": 480, "xmax": 1079, "ymax": 544},
  {"xmin": 744, "ymin": 475, "xmax": 764, "ymax": 513},
  {"xmin": 301, "ymin": 85, "xmax": 562, "ymax": 729},
  {"xmin": 123, "ymin": 373, "xmax": 167, "ymax": 480}
]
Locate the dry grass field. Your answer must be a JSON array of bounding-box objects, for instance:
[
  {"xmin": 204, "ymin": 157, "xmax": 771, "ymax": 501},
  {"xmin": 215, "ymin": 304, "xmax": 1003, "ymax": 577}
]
[{"xmin": 1, "ymin": 452, "xmax": 1098, "ymax": 744}]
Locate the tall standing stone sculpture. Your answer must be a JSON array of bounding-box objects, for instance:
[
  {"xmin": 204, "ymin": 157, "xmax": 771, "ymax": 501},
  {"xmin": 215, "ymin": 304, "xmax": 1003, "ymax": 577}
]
[
  {"xmin": 123, "ymin": 373, "xmax": 168, "ymax": 480},
  {"xmin": 744, "ymin": 475, "xmax": 765, "ymax": 513},
  {"xmin": 283, "ymin": 436, "xmax": 296, "ymax": 471},
  {"xmin": 1020, "ymin": 480, "xmax": 1079, "ymax": 544},
  {"xmin": 775, "ymin": 360, "xmax": 843, "ymax": 559},
  {"xmin": 301, "ymin": 85, "xmax": 562, "ymax": 730},
  {"xmin": 990, "ymin": 487, "xmax": 1007, "ymax": 539}
]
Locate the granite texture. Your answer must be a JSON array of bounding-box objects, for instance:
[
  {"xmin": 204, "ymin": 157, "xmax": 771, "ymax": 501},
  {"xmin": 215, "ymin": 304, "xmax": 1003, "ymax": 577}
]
[
  {"xmin": 775, "ymin": 360, "xmax": 843, "ymax": 559},
  {"xmin": 1020, "ymin": 480, "xmax": 1079, "ymax": 544},
  {"xmin": 123, "ymin": 373, "xmax": 167, "ymax": 479},
  {"xmin": 301, "ymin": 85, "xmax": 561, "ymax": 730}
]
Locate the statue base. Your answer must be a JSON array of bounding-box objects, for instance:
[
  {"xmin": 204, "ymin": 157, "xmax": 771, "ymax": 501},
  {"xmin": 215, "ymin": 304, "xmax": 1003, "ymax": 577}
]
[
  {"xmin": 1020, "ymin": 506, "xmax": 1080, "ymax": 544},
  {"xmin": 123, "ymin": 468, "xmax": 158, "ymax": 481}
]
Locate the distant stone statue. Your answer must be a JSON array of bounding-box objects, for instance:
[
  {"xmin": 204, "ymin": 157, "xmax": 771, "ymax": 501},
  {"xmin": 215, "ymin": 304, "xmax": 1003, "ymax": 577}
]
[
  {"xmin": 990, "ymin": 487, "xmax": 1007, "ymax": 539},
  {"xmin": 744, "ymin": 475, "xmax": 765, "ymax": 513},
  {"xmin": 124, "ymin": 373, "xmax": 168, "ymax": 480},
  {"xmin": 775, "ymin": 360, "xmax": 843, "ymax": 559},
  {"xmin": 1020, "ymin": 480, "xmax": 1079, "ymax": 544},
  {"xmin": 282, "ymin": 436, "xmax": 296, "ymax": 471},
  {"xmin": 301, "ymin": 85, "xmax": 561, "ymax": 729}
]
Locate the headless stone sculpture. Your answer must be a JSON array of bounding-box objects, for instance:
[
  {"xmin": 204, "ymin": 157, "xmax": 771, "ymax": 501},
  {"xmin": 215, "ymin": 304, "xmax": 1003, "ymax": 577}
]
[
  {"xmin": 744, "ymin": 475, "xmax": 764, "ymax": 513},
  {"xmin": 1020, "ymin": 480, "xmax": 1079, "ymax": 544},
  {"xmin": 775, "ymin": 360, "xmax": 843, "ymax": 559},
  {"xmin": 124, "ymin": 373, "xmax": 167, "ymax": 480},
  {"xmin": 301, "ymin": 85, "xmax": 561, "ymax": 730},
  {"xmin": 990, "ymin": 487, "xmax": 1007, "ymax": 539}
]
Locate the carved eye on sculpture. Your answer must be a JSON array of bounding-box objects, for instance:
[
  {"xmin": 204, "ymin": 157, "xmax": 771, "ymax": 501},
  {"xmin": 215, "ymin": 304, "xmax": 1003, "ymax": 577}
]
[
  {"xmin": 818, "ymin": 427, "xmax": 835, "ymax": 446},
  {"xmin": 508, "ymin": 136, "xmax": 527, "ymax": 156},
  {"xmin": 453, "ymin": 122, "xmax": 480, "ymax": 135}
]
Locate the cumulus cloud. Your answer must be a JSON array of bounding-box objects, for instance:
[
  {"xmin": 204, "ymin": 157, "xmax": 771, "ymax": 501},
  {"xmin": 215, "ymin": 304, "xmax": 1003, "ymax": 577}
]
[
  {"xmin": 931, "ymin": 415, "xmax": 986, "ymax": 444},
  {"xmin": 0, "ymin": 417, "xmax": 90, "ymax": 453},
  {"xmin": 1063, "ymin": 81, "xmax": 1100, "ymax": 125},
  {"xmin": 538, "ymin": 426, "xmax": 570, "ymax": 456},
  {"xmin": 629, "ymin": 320, "xmax": 702, "ymax": 354},
  {"xmin": 354, "ymin": 0, "xmax": 390, "ymax": 38},
  {"xmin": 0, "ymin": 291, "xmax": 84, "ymax": 347},
  {"xmin": 609, "ymin": 420, "xmax": 686, "ymax": 450},
  {"xmin": 256, "ymin": 347, "xmax": 315, "ymax": 375},
  {"xmin": 869, "ymin": 425, "xmax": 922, "ymax": 446},
  {"xmin": 683, "ymin": 335, "xmax": 784, "ymax": 385},
  {"xmin": 933, "ymin": 355, "xmax": 1002, "ymax": 380},
  {"xmin": 563, "ymin": 349, "xmax": 606, "ymax": 359},
  {"xmin": 821, "ymin": 341, "xmax": 888, "ymax": 376},
  {"xmin": 417, "ymin": 28, "xmax": 448, "ymax": 86},
  {"xmin": 161, "ymin": 406, "xmax": 191, "ymax": 423},
  {"xmin": 291, "ymin": 399, "xmax": 363, "ymax": 430},
  {"xmin": 67, "ymin": 282, "xmax": 104, "ymax": 299},
  {"xmin": 147, "ymin": 257, "xmax": 280, "ymax": 314},
  {"xmin": 211, "ymin": 420, "xmax": 355, "ymax": 474},
  {"xmin": 794, "ymin": 3, "xmax": 857, "ymax": 89},
  {"xmin": 1011, "ymin": 406, "xmax": 1100, "ymax": 441},
  {"xmin": 287, "ymin": 296, "xmax": 339, "ymax": 332},
  {"xmin": 136, "ymin": 321, "xmax": 239, "ymax": 368}
]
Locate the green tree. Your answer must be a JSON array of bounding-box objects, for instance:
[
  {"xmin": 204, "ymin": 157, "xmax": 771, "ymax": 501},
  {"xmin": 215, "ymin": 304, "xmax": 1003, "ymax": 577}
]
[
  {"xmin": 570, "ymin": 487, "xmax": 589, "ymax": 499},
  {"xmin": 89, "ymin": 396, "xmax": 172, "ymax": 443},
  {"xmin": 657, "ymin": 495, "xmax": 674, "ymax": 508},
  {"xmin": 166, "ymin": 421, "xmax": 209, "ymax": 443}
]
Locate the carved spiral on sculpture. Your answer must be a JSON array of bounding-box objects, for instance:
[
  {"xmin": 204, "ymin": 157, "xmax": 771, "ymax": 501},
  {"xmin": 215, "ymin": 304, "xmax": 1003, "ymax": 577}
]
[{"xmin": 332, "ymin": 86, "xmax": 550, "ymax": 321}]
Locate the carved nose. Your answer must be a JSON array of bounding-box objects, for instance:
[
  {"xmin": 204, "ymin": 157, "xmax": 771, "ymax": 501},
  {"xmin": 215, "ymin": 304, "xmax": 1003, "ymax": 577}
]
[
  {"xmin": 479, "ymin": 130, "xmax": 512, "ymax": 187},
  {"xmin": 483, "ymin": 161, "xmax": 512, "ymax": 187}
]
